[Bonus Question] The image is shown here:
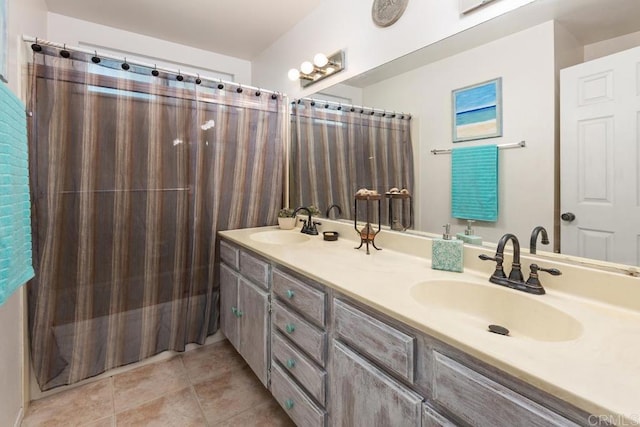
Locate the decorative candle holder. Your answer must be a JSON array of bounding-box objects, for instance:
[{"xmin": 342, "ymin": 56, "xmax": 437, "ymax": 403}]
[
  {"xmin": 354, "ymin": 194, "xmax": 382, "ymax": 255},
  {"xmin": 385, "ymin": 193, "xmax": 413, "ymax": 231}
]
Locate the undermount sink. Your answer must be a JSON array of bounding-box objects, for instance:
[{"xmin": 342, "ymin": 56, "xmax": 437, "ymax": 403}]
[
  {"xmin": 410, "ymin": 280, "xmax": 583, "ymax": 342},
  {"xmin": 250, "ymin": 230, "xmax": 311, "ymax": 245}
]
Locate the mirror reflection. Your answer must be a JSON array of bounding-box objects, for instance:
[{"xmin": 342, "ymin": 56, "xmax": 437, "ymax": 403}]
[{"xmin": 290, "ymin": 0, "xmax": 640, "ymax": 267}]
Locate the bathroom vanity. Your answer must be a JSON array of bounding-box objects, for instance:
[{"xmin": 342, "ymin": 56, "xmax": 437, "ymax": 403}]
[{"xmin": 219, "ymin": 223, "xmax": 640, "ymax": 426}]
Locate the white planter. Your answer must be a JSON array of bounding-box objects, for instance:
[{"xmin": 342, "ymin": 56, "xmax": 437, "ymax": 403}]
[{"xmin": 278, "ymin": 217, "xmax": 297, "ymax": 230}]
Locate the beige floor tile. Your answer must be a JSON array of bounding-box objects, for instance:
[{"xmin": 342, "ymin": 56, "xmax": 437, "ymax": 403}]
[
  {"xmin": 115, "ymin": 387, "xmax": 206, "ymax": 427},
  {"xmin": 213, "ymin": 400, "xmax": 295, "ymax": 427},
  {"xmin": 82, "ymin": 416, "xmax": 114, "ymax": 427},
  {"xmin": 181, "ymin": 339, "xmax": 247, "ymax": 383},
  {"xmin": 194, "ymin": 365, "xmax": 272, "ymax": 425},
  {"xmin": 22, "ymin": 379, "xmax": 113, "ymax": 427},
  {"xmin": 112, "ymin": 357, "xmax": 189, "ymax": 413}
]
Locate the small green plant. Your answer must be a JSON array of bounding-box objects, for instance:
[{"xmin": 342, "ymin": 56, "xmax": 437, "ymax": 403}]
[
  {"xmin": 307, "ymin": 205, "xmax": 321, "ymax": 216},
  {"xmin": 278, "ymin": 208, "xmax": 294, "ymax": 218}
]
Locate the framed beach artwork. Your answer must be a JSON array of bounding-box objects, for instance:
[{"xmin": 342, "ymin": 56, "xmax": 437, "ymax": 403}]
[{"xmin": 452, "ymin": 78, "xmax": 502, "ymax": 142}]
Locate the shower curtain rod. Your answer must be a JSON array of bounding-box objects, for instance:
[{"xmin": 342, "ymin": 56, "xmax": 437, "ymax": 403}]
[
  {"xmin": 293, "ymin": 97, "xmax": 412, "ymax": 119},
  {"xmin": 22, "ymin": 35, "xmax": 280, "ymax": 97}
]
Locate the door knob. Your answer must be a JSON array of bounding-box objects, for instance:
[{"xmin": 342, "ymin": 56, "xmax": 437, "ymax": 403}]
[{"xmin": 561, "ymin": 212, "xmax": 576, "ymax": 222}]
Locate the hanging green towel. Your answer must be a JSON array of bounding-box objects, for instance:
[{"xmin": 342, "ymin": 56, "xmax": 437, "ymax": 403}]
[
  {"xmin": 451, "ymin": 144, "xmax": 498, "ymax": 222},
  {"xmin": 0, "ymin": 81, "xmax": 35, "ymax": 306}
]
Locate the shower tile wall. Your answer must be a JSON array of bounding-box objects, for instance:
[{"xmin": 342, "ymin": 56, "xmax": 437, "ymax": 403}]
[{"xmin": 21, "ymin": 340, "xmax": 294, "ymax": 427}]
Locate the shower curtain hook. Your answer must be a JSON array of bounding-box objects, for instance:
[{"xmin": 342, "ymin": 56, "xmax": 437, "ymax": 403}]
[
  {"xmin": 151, "ymin": 64, "xmax": 159, "ymax": 77},
  {"xmin": 236, "ymin": 84, "xmax": 243, "ymax": 93},
  {"xmin": 217, "ymin": 79, "xmax": 224, "ymax": 90},
  {"xmin": 337, "ymin": 103, "xmax": 342, "ymax": 111},
  {"xmin": 91, "ymin": 51, "xmax": 101, "ymax": 64},
  {"xmin": 382, "ymin": 110, "xmax": 386, "ymax": 117},
  {"xmin": 195, "ymin": 74, "xmax": 202, "ymax": 85},
  {"xmin": 310, "ymin": 98, "xmax": 316, "ymax": 106},
  {"xmin": 255, "ymin": 88, "xmax": 261, "ymax": 96},
  {"xmin": 271, "ymin": 91, "xmax": 278, "ymax": 100},
  {"xmin": 60, "ymin": 44, "xmax": 70, "ymax": 58},
  {"xmin": 31, "ymin": 38, "xmax": 42, "ymax": 52},
  {"xmin": 122, "ymin": 57, "xmax": 130, "ymax": 71}
]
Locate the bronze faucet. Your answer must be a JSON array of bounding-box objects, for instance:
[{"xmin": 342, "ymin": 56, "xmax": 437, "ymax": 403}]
[
  {"xmin": 293, "ymin": 206, "xmax": 321, "ymax": 235},
  {"xmin": 326, "ymin": 204, "xmax": 342, "ymax": 219},
  {"xmin": 529, "ymin": 226, "xmax": 549, "ymax": 254},
  {"xmin": 480, "ymin": 233, "xmax": 561, "ymax": 295}
]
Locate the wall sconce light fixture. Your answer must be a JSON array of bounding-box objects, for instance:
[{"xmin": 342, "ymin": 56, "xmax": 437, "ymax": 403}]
[{"xmin": 288, "ymin": 50, "xmax": 345, "ymax": 88}]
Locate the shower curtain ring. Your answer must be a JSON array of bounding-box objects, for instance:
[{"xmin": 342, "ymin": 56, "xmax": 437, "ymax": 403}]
[
  {"xmin": 217, "ymin": 79, "xmax": 224, "ymax": 90},
  {"xmin": 255, "ymin": 88, "xmax": 261, "ymax": 96},
  {"xmin": 92, "ymin": 51, "xmax": 101, "ymax": 64},
  {"xmin": 271, "ymin": 91, "xmax": 278, "ymax": 100},
  {"xmin": 151, "ymin": 64, "xmax": 159, "ymax": 77},
  {"xmin": 176, "ymin": 70, "xmax": 184, "ymax": 81},
  {"xmin": 236, "ymin": 84, "xmax": 243, "ymax": 93},
  {"xmin": 310, "ymin": 98, "xmax": 315, "ymax": 106},
  {"xmin": 195, "ymin": 74, "xmax": 202, "ymax": 85},
  {"xmin": 60, "ymin": 44, "xmax": 70, "ymax": 58},
  {"xmin": 337, "ymin": 104, "xmax": 342, "ymax": 111},
  {"xmin": 122, "ymin": 58, "xmax": 130, "ymax": 71}
]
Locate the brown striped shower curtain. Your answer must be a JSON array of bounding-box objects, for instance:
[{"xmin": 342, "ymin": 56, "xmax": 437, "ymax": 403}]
[
  {"xmin": 290, "ymin": 99, "xmax": 414, "ymax": 225},
  {"xmin": 27, "ymin": 50, "xmax": 285, "ymax": 391}
]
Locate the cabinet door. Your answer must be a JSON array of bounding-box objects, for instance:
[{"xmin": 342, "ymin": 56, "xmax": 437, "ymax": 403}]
[
  {"xmin": 329, "ymin": 340, "xmax": 423, "ymax": 427},
  {"xmin": 238, "ymin": 277, "xmax": 270, "ymax": 387},
  {"xmin": 220, "ymin": 263, "xmax": 240, "ymax": 350}
]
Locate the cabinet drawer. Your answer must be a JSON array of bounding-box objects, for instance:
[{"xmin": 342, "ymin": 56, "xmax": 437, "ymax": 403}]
[
  {"xmin": 240, "ymin": 250, "xmax": 270, "ymax": 290},
  {"xmin": 422, "ymin": 403, "xmax": 457, "ymax": 427},
  {"xmin": 273, "ymin": 300, "xmax": 326, "ymax": 366},
  {"xmin": 272, "ymin": 331, "xmax": 326, "ymax": 405},
  {"xmin": 273, "ymin": 269, "xmax": 326, "ymax": 327},
  {"xmin": 334, "ymin": 299, "xmax": 415, "ymax": 383},
  {"xmin": 433, "ymin": 352, "xmax": 579, "ymax": 427},
  {"xmin": 220, "ymin": 240, "xmax": 239, "ymax": 269},
  {"xmin": 271, "ymin": 363, "xmax": 326, "ymax": 427}
]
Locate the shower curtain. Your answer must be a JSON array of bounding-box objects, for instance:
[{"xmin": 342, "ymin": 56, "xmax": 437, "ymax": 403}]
[
  {"xmin": 290, "ymin": 99, "xmax": 414, "ymax": 224},
  {"xmin": 27, "ymin": 48, "xmax": 285, "ymax": 390}
]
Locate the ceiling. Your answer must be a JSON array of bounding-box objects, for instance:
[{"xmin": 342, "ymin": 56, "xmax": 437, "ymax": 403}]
[{"xmin": 44, "ymin": 0, "xmax": 322, "ymax": 60}]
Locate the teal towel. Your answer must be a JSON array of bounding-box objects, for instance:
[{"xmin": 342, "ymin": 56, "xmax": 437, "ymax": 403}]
[
  {"xmin": 0, "ymin": 81, "xmax": 34, "ymax": 306},
  {"xmin": 451, "ymin": 144, "xmax": 498, "ymax": 222}
]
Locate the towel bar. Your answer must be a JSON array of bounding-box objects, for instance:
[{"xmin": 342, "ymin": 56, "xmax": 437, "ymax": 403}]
[{"xmin": 431, "ymin": 140, "xmax": 525, "ymax": 155}]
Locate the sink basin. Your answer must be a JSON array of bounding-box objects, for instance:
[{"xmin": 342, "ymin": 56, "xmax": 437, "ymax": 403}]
[
  {"xmin": 410, "ymin": 280, "xmax": 583, "ymax": 342},
  {"xmin": 250, "ymin": 230, "xmax": 311, "ymax": 245}
]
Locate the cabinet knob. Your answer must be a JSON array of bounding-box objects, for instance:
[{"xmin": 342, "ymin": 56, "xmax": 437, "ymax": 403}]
[
  {"xmin": 286, "ymin": 289, "xmax": 295, "ymax": 299},
  {"xmin": 285, "ymin": 323, "xmax": 296, "ymax": 334},
  {"xmin": 286, "ymin": 358, "xmax": 296, "ymax": 369},
  {"xmin": 285, "ymin": 399, "xmax": 294, "ymax": 410}
]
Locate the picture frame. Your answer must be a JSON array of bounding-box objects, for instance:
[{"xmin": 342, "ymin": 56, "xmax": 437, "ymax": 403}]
[
  {"xmin": 452, "ymin": 77, "xmax": 502, "ymax": 142},
  {"xmin": 0, "ymin": 0, "xmax": 7, "ymax": 83}
]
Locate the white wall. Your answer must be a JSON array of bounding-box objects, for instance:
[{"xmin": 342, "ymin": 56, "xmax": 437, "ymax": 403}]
[
  {"xmin": 47, "ymin": 13, "xmax": 252, "ymax": 84},
  {"xmin": 252, "ymin": 0, "xmax": 536, "ymax": 98},
  {"xmin": 362, "ymin": 22, "xmax": 558, "ymax": 246},
  {"xmin": 584, "ymin": 30, "xmax": 640, "ymax": 61},
  {"xmin": 4, "ymin": 1, "xmax": 48, "ymax": 424}
]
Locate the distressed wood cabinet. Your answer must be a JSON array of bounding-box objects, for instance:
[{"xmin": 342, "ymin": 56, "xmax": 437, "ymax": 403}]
[
  {"xmin": 218, "ymin": 237, "xmax": 598, "ymax": 427},
  {"xmin": 219, "ymin": 242, "xmax": 270, "ymax": 386}
]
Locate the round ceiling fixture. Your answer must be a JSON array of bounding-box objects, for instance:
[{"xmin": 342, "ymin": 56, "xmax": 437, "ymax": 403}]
[{"xmin": 372, "ymin": 0, "xmax": 409, "ymax": 27}]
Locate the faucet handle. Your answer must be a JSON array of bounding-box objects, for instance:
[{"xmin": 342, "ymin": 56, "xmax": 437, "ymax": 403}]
[
  {"xmin": 525, "ymin": 264, "xmax": 561, "ymax": 295},
  {"xmin": 478, "ymin": 254, "xmax": 497, "ymax": 262}
]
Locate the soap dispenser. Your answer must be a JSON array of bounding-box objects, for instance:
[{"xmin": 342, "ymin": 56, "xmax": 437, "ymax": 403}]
[
  {"xmin": 456, "ymin": 220, "xmax": 483, "ymax": 246},
  {"xmin": 432, "ymin": 224, "xmax": 464, "ymax": 272}
]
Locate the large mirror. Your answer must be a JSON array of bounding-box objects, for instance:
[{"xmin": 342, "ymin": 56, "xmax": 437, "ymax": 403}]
[{"xmin": 292, "ymin": 0, "xmax": 640, "ymax": 269}]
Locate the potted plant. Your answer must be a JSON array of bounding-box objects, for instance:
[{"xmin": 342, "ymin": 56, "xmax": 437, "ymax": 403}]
[{"xmin": 278, "ymin": 208, "xmax": 297, "ymax": 230}]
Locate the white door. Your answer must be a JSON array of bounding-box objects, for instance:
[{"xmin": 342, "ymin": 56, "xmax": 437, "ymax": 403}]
[{"xmin": 560, "ymin": 46, "xmax": 640, "ymax": 266}]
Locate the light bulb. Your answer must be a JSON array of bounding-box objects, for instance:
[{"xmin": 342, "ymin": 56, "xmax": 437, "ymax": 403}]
[
  {"xmin": 288, "ymin": 68, "xmax": 300, "ymax": 81},
  {"xmin": 313, "ymin": 53, "xmax": 328, "ymax": 67},
  {"xmin": 300, "ymin": 61, "xmax": 314, "ymax": 75}
]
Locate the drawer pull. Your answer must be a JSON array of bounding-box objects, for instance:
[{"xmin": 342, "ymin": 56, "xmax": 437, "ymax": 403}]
[
  {"xmin": 286, "ymin": 289, "xmax": 295, "ymax": 299},
  {"xmin": 285, "ymin": 399, "xmax": 295, "ymax": 410},
  {"xmin": 286, "ymin": 358, "xmax": 296, "ymax": 369},
  {"xmin": 231, "ymin": 307, "xmax": 243, "ymax": 318},
  {"xmin": 285, "ymin": 323, "xmax": 296, "ymax": 334}
]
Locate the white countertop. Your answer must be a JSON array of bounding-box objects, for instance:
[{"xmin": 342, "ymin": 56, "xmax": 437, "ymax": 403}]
[{"xmin": 219, "ymin": 223, "xmax": 640, "ymax": 425}]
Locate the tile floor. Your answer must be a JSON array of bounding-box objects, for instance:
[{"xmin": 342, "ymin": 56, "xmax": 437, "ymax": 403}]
[{"xmin": 21, "ymin": 340, "xmax": 295, "ymax": 427}]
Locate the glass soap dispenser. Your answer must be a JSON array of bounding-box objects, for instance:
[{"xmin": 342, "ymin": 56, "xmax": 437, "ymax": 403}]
[
  {"xmin": 432, "ymin": 224, "xmax": 464, "ymax": 272},
  {"xmin": 456, "ymin": 220, "xmax": 483, "ymax": 246}
]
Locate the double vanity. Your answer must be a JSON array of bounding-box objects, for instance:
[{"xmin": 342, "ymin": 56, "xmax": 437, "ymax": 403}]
[{"xmin": 218, "ymin": 221, "xmax": 640, "ymax": 426}]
